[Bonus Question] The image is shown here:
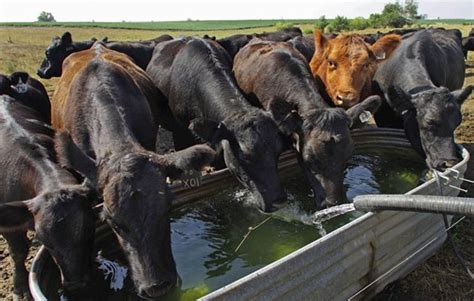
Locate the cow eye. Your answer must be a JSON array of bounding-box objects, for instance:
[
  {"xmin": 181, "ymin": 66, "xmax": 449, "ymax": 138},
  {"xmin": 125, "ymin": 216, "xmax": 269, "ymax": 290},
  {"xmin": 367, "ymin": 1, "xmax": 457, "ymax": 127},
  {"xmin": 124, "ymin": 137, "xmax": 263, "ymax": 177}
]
[
  {"xmin": 425, "ymin": 120, "xmax": 438, "ymax": 130},
  {"xmin": 328, "ymin": 60, "xmax": 337, "ymax": 69}
]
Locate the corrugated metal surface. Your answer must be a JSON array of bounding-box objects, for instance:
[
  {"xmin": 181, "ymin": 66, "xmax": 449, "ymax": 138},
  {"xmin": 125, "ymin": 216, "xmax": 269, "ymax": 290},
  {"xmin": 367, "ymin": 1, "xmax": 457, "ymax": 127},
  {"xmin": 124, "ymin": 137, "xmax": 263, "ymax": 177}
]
[{"xmin": 200, "ymin": 129, "xmax": 469, "ymax": 301}]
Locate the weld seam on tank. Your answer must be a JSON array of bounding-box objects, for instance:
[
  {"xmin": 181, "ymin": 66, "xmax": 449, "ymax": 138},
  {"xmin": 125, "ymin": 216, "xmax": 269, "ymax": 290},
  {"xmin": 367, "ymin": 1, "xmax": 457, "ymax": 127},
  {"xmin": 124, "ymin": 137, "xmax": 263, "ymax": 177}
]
[{"xmin": 353, "ymin": 194, "xmax": 474, "ymax": 217}]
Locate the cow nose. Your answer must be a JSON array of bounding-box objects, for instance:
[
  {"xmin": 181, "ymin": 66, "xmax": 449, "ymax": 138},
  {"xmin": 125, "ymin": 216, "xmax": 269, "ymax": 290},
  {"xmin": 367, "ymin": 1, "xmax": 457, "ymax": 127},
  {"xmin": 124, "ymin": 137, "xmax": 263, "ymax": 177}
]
[
  {"xmin": 138, "ymin": 281, "xmax": 173, "ymax": 300},
  {"xmin": 436, "ymin": 159, "xmax": 459, "ymax": 171},
  {"xmin": 335, "ymin": 92, "xmax": 358, "ymax": 106}
]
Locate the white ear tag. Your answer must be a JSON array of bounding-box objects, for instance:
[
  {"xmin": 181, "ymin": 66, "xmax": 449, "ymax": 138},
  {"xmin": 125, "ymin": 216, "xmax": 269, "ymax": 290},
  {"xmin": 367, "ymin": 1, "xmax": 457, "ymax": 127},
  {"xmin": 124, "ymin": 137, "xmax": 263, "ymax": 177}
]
[
  {"xmin": 11, "ymin": 78, "xmax": 28, "ymax": 94},
  {"xmin": 375, "ymin": 52, "xmax": 386, "ymax": 60},
  {"xmin": 359, "ymin": 110, "xmax": 372, "ymax": 123}
]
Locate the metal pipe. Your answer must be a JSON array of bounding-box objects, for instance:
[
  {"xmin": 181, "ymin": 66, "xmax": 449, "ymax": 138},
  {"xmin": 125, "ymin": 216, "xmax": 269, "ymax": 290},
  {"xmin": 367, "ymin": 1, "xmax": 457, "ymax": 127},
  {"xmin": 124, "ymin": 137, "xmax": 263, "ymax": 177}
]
[{"xmin": 353, "ymin": 194, "xmax": 474, "ymax": 216}]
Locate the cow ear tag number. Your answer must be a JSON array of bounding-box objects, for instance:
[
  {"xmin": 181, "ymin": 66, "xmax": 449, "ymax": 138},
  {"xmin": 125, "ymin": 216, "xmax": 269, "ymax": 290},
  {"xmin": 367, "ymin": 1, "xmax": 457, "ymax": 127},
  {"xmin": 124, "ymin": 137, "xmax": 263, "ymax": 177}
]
[
  {"xmin": 359, "ymin": 110, "xmax": 372, "ymax": 124},
  {"xmin": 181, "ymin": 170, "xmax": 202, "ymax": 188}
]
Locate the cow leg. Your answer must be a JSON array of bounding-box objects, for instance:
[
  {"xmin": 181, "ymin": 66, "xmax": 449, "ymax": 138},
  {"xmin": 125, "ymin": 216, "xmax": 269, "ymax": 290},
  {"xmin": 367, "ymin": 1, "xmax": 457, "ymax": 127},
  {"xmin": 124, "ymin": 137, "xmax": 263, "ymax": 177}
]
[{"xmin": 3, "ymin": 232, "xmax": 31, "ymax": 299}]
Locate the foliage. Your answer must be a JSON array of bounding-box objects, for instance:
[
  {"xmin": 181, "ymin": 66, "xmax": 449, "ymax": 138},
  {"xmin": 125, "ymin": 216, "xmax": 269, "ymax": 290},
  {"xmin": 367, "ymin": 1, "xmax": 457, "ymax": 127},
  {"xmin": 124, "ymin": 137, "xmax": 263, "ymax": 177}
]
[
  {"xmin": 331, "ymin": 16, "xmax": 350, "ymax": 32},
  {"xmin": 381, "ymin": 2, "xmax": 408, "ymax": 27},
  {"xmin": 404, "ymin": 0, "xmax": 419, "ymax": 20},
  {"xmin": 275, "ymin": 21, "xmax": 295, "ymax": 31},
  {"xmin": 315, "ymin": 15, "xmax": 329, "ymax": 31},
  {"xmin": 37, "ymin": 11, "xmax": 56, "ymax": 22},
  {"xmin": 368, "ymin": 13, "xmax": 384, "ymax": 28},
  {"xmin": 303, "ymin": 28, "xmax": 313, "ymax": 34},
  {"xmin": 350, "ymin": 17, "xmax": 370, "ymax": 30}
]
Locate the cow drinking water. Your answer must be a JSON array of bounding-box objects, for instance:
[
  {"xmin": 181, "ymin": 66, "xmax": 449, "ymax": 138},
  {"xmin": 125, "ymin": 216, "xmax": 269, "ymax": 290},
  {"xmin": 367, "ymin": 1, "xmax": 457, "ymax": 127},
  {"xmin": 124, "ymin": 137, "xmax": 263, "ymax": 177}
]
[
  {"xmin": 233, "ymin": 39, "xmax": 381, "ymax": 208},
  {"xmin": 0, "ymin": 94, "xmax": 97, "ymax": 300},
  {"xmin": 374, "ymin": 28, "xmax": 472, "ymax": 170},
  {"xmin": 146, "ymin": 37, "xmax": 288, "ymax": 213},
  {"xmin": 51, "ymin": 43, "xmax": 215, "ymax": 299}
]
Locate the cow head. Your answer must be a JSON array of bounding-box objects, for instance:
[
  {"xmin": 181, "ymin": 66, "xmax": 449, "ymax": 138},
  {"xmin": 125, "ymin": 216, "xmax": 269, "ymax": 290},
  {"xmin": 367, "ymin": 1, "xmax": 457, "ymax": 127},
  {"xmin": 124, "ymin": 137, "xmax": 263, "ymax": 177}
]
[
  {"xmin": 310, "ymin": 30, "xmax": 400, "ymax": 108},
  {"xmin": 0, "ymin": 72, "xmax": 51, "ymax": 123},
  {"xmin": 293, "ymin": 96, "xmax": 381, "ymax": 207},
  {"xmin": 190, "ymin": 110, "xmax": 287, "ymax": 213},
  {"xmin": 37, "ymin": 32, "xmax": 76, "ymax": 79},
  {"xmin": 387, "ymin": 85, "xmax": 472, "ymax": 170},
  {"xmin": 0, "ymin": 180, "xmax": 97, "ymax": 296},
  {"xmin": 97, "ymin": 146, "xmax": 215, "ymax": 299}
]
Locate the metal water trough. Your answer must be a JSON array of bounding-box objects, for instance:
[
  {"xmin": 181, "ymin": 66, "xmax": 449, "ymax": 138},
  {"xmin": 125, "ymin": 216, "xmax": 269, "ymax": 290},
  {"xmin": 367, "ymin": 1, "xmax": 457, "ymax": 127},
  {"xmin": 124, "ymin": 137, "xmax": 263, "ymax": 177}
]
[{"xmin": 29, "ymin": 128, "xmax": 470, "ymax": 300}]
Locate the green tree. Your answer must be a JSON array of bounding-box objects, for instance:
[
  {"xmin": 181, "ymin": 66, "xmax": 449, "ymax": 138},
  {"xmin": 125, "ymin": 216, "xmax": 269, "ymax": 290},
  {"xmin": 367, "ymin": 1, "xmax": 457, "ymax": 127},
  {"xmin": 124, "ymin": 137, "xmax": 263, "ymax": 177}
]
[
  {"xmin": 331, "ymin": 16, "xmax": 350, "ymax": 32},
  {"xmin": 381, "ymin": 2, "xmax": 408, "ymax": 27},
  {"xmin": 315, "ymin": 15, "xmax": 330, "ymax": 31},
  {"xmin": 368, "ymin": 13, "xmax": 383, "ymax": 28},
  {"xmin": 37, "ymin": 11, "xmax": 56, "ymax": 22},
  {"xmin": 404, "ymin": 0, "xmax": 419, "ymax": 19},
  {"xmin": 350, "ymin": 17, "xmax": 369, "ymax": 30}
]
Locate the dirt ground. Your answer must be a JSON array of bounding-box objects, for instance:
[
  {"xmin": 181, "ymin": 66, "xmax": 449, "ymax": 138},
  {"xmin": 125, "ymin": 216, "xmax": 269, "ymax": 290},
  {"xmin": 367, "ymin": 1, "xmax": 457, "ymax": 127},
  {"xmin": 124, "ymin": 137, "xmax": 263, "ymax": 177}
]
[{"xmin": 0, "ymin": 27, "xmax": 473, "ymax": 300}]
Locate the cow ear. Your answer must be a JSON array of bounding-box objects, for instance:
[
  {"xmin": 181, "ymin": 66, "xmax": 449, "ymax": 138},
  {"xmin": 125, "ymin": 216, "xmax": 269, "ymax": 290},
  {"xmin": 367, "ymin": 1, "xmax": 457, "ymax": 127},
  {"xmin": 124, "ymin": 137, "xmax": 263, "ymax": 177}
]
[
  {"xmin": 387, "ymin": 86, "xmax": 415, "ymax": 115},
  {"xmin": 268, "ymin": 98, "xmax": 302, "ymax": 135},
  {"xmin": 162, "ymin": 145, "xmax": 216, "ymax": 180},
  {"xmin": 314, "ymin": 30, "xmax": 329, "ymax": 53},
  {"xmin": 9, "ymin": 72, "xmax": 29, "ymax": 85},
  {"xmin": 61, "ymin": 32, "xmax": 72, "ymax": 45},
  {"xmin": 0, "ymin": 75, "xmax": 11, "ymax": 94},
  {"xmin": 371, "ymin": 34, "xmax": 401, "ymax": 61},
  {"xmin": 346, "ymin": 95, "xmax": 381, "ymax": 128},
  {"xmin": 189, "ymin": 118, "xmax": 232, "ymax": 145},
  {"xmin": 451, "ymin": 85, "xmax": 473, "ymax": 106},
  {"xmin": 55, "ymin": 130, "xmax": 97, "ymax": 184},
  {"xmin": 0, "ymin": 200, "xmax": 36, "ymax": 233}
]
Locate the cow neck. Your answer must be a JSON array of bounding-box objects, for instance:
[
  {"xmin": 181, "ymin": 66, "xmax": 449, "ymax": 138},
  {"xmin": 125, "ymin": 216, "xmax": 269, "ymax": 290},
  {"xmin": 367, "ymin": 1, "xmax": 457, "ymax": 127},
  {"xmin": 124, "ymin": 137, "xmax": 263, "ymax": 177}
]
[
  {"xmin": 107, "ymin": 43, "xmax": 154, "ymax": 70},
  {"xmin": 71, "ymin": 40, "xmax": 96, "ymax": 53},
  {"xmin": 293, "ymin": 77, "xmax": 328, "ymax": 114},
  {"xmin": 90, "ymin": 115, "xmax": 142, "ymax": 166},
  {"xmin": 396, "ymin": 58, "xmax": 436, "ymax": 95},
  {"xmin": 198, "ymin": 73, "xmax": 254, "ymax": 123},
  {"xmin": 0, "ymin": 99, "xmax": 76, "ymax": 194}
]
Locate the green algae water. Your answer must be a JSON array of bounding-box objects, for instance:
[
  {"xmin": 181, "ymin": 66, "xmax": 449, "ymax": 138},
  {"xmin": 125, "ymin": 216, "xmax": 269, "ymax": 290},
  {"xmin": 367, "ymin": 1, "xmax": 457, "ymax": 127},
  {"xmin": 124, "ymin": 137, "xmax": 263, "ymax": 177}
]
[{"xmin": 55, "ymin": 149, "xmax": 427, "ymax": 300}]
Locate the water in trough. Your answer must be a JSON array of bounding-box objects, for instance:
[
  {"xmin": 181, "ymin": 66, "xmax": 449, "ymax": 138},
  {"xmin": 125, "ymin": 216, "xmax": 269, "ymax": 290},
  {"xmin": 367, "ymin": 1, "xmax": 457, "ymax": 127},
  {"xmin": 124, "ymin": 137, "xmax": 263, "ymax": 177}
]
[{"xmin": 47, "ymin": 149, "xmax": 427, "ymax": 300}]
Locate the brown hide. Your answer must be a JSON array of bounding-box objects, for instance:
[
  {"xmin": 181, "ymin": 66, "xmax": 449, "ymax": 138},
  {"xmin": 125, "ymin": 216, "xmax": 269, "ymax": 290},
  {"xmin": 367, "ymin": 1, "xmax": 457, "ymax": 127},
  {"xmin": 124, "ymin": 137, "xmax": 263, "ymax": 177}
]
[{"xmin": 309, "ymin": 30, "xmax": 400, "ymax": 108}]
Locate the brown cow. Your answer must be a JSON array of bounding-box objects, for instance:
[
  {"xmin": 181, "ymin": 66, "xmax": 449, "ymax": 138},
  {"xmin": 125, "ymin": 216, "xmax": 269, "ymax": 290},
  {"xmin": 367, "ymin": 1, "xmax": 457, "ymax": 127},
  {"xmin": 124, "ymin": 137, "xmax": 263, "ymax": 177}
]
[
  {"xmin": 309, "ymin": 30, "xmax": 401, "ymax": 108},
  {"xmin": 52, "ymin": 43, "xmax": 215, "ymax": 299}
]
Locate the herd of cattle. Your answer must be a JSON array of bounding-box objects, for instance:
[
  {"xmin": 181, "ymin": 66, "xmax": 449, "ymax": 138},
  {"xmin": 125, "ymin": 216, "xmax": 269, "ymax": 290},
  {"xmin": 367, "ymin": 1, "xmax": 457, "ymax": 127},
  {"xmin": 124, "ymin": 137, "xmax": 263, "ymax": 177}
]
[{"xmin": 0, "ymin": 25, "xmax": 472, "ymax": 300}]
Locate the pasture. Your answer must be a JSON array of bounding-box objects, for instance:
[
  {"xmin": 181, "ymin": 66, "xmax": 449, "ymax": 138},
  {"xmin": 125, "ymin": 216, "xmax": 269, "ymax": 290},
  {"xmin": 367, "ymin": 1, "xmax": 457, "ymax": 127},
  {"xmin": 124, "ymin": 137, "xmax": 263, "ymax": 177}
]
[{"xmin": 0, "ymin": 23, "xmax": 473, "ymax": 300}]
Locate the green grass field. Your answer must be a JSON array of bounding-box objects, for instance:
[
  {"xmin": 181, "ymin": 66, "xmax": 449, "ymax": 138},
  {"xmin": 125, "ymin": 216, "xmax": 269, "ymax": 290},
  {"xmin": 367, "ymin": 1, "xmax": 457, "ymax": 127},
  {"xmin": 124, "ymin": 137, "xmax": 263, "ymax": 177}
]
[
  {"xmin": 1, "ymin": 19, "xmax": 472, "ymax": 31},
  {"xmin": 0, "ymin": 20, "xmax": 316, "ymax": 31}
]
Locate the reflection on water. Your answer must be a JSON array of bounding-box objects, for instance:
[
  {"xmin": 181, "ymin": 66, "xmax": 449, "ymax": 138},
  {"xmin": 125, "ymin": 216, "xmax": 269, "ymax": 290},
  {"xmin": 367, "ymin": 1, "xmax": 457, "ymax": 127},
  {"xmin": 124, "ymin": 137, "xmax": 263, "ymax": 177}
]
[{"xmin": 61, "ymin": 150, "xmax": 427, "ymax": 301}]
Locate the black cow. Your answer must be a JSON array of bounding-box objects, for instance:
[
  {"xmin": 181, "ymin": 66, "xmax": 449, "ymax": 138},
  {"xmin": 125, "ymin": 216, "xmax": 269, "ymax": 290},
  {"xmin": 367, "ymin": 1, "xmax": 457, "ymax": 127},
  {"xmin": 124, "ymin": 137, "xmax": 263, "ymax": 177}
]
[
  {"xmin": 0, "ymin": 72, "xmax": 51, "ymax": 123},
  {"xmin": 234, "ymin": 40, "xmax": 381, "ymax": 208},
  {"xmin": 462, "ymin": 36, "xmax": 474, "ymax": 58},
  {"xmin": 374, "ymin": 28, "xmax": 472, "ymax": 170},
  {"xmin": 217, "ymin": 27, "xmax": 302, "ymax": 59},
  {"xmin": 0, "ymin": 95, "xmax": 97, "ymax": 299},
  {"xmin": 37, "ymin": 32, "xmax": 173, "ymax": 78},
  {"xmin": 146, "ymin": 37, "xmax": 288, "ymax": 213},
  {"xmin": 52, "ymin": 45, "xmax": 215, "ymax": 299},
  {"xmin": 287, "ymin": 35, "xmax": 315, "ymax": 62}
]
